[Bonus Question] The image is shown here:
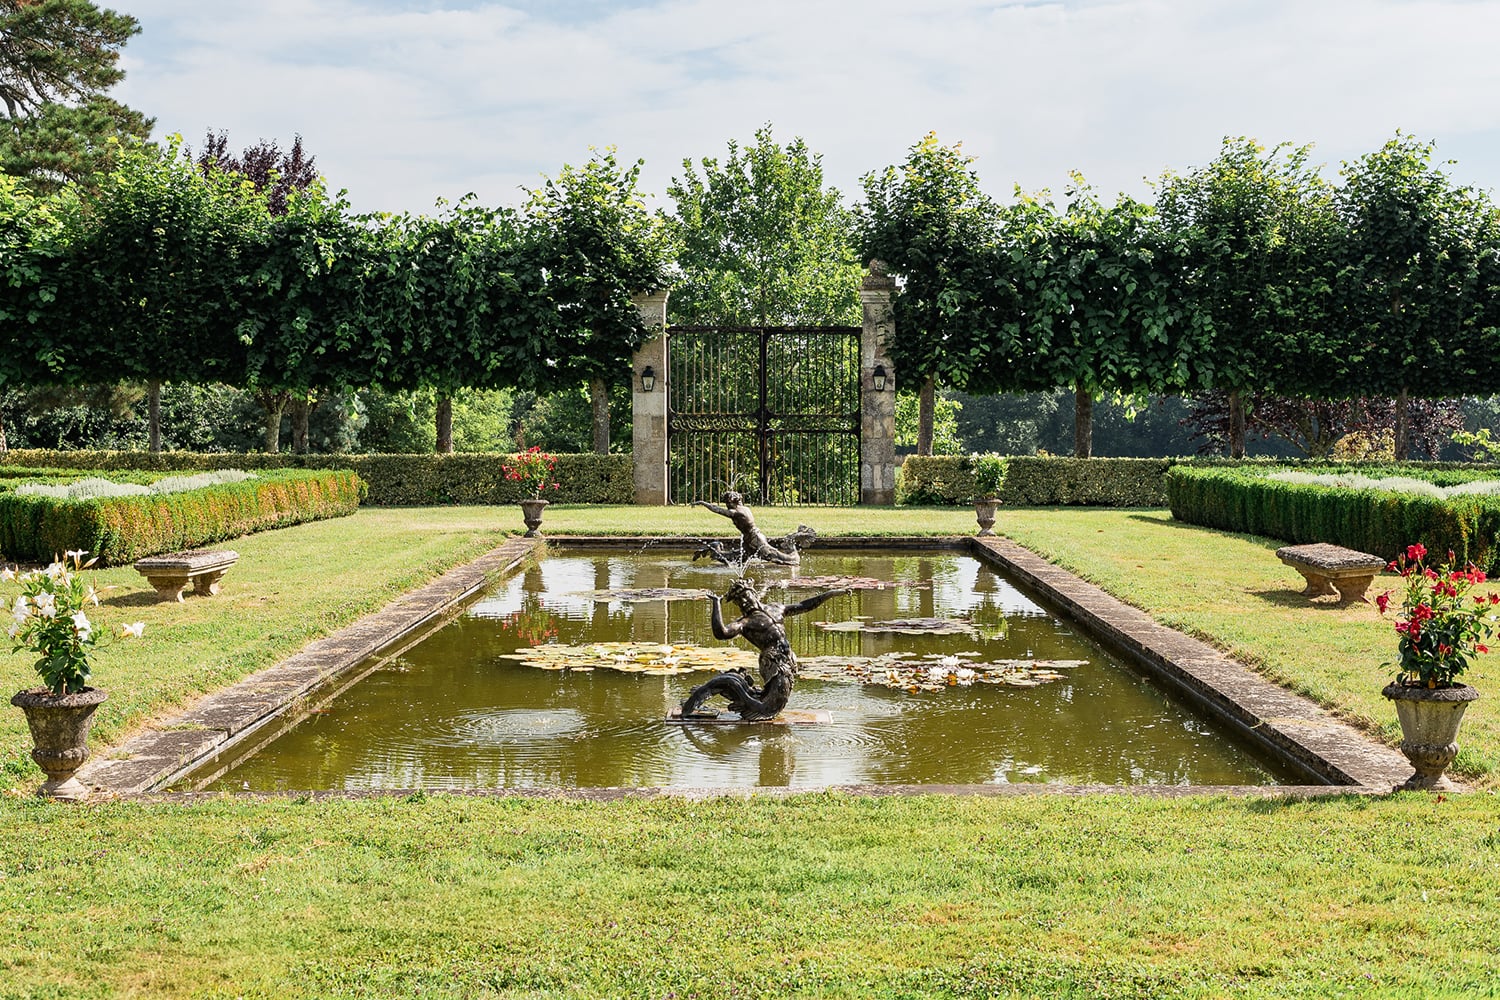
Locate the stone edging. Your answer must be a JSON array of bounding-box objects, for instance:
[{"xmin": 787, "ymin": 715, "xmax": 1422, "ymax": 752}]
[
  {"xmin": 969, "ymin": 536, "xmax": 1412, "ymax": 789},
  {"xmin": 78, "ymin": 537, "xmax": 542, "ymax": 795}
]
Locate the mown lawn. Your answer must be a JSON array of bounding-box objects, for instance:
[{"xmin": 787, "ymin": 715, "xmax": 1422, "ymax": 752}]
[
  {"xmin": 2, "ymin": 792, "xmax": 1497, "ymax": 999},
  {"xmin": 3, "ymin": 502, "xmax": 1499, "ymax": 999}
]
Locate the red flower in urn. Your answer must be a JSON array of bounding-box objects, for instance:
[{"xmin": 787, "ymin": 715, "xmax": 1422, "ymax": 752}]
[
  {"xmin": 1377, "ymin": 544, "xmax": 1496, "ymax": 688},
  {"xmin": 502, "ymin": 447, "xmax": 560, "ymax": 500}
]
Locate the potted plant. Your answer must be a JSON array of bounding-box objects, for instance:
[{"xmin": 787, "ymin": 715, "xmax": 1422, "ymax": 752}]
[
  {"xmin": 970, "ymin": 455, "xmax": 1006, "ymax": 536},
  {"xmin": 5, "ymin": 552, "xmax": 144, "ymax": 800},
  {"xmin": 1375, "ymin": 543, "xmax": 1495, "ymax": 790},
  {"xmin": 502, "ymin": 446, "xmax": 560, "ymax": 537}
]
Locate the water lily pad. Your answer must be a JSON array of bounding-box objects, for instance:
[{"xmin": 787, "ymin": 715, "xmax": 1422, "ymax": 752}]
[
  {"xmin": 500, "ymin": 641, "xmax": 1082, "ymax": 694},
  {"xmin": 572, "ymin": 587, "xmax": 712, "ymax": 603},
  {"xmin": 772, "ymin": 575, "xmax": 931, "ymax": 592},
  {"xmin": 796, "ymin": 654, "xmax": 1083, "ymax": 692},
  {"xmin": 815, "ymin": 617, "xmax": 977, "ymax": 637},
  {"xmin": 499, "ymin": 641, "xmax": 756, "ymax": 675}
]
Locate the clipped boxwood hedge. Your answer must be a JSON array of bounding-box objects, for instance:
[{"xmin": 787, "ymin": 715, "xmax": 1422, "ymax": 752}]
[
  {"xmin": 0, "ymin": 468, "xmax": 364, "ymax": 565},
  {"xmin": 0, "ymin": 451, "xmax": 633, "ymax": 506},
  {"xmin": 896, "ymin": 456, "xmax": 991, "ymax": 505},
  {"xmin": 1164, "ymin": 465, "xmax": 1500, "ymax": 572},
  {"xmin": 1001, "ymin": 457, "xmax": 1174, "ymax": 506},
  {"xmin": 897, "ymin": 456, "xmax": 1173, "ymax": 506}
]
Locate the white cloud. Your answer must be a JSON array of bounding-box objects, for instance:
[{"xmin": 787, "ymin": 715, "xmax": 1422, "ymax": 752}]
[{"xmin": 109, "ymin": 0, "xmax": 1500, "ymax": 213}]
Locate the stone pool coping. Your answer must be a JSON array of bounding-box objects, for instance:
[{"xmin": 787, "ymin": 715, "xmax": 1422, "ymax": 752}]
[{"xmin": 79, "ymin": 532, "xmax": 1413, "ymax": 798}]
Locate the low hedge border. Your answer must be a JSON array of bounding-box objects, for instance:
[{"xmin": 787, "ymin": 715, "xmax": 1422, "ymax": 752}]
[
  {"xmin": 1164, "ymin": 465, "xmax": 1500, "ymax": 572},
  {"xmin": 898, "ymin": 456, "xmax": 1176, "ymax": 506},
  {"xmin": 0, "ymin": 451, "xmax": 634, "ymax": 506},
  {"xmin": 0, "ymin": 468, "xmax": 364, "ymax": 565},
  {"xmin": 898, "ymin": 456, "xmax": 1500, "ymax": 508}
]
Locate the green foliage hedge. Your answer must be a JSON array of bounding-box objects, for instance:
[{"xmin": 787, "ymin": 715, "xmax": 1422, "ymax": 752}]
[
  {"xmin": 1002, "ymin": 457, "xmax": 1174, "ymax": 506},
  {"xmin": 0, "ymin": 451, "xmax": 634, "ymax": 506},
  {"xmin": 896, "ymin": 456, "xmax": 991, "ymax": 504},
  {"xmin": 1164, "ymin": 465, "xmax": 1500, "ymax": 571},
  {"xmin": 0, "ymin": 469, "xmax": 364, "ymax": 565},
  {"xmin": 897, "ymin": 456, "xmax": 1173, "ymax": 506}
]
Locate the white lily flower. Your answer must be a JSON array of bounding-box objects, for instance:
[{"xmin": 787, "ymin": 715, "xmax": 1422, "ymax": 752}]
[
  {"xmin": 120, "ymin": 621, "xmax": 145, "ymax": 638},
  {"xmin": 42, "ymin": 562, "xmax": 64, "ymax": 580},
  {"xmin": 5, "ymin": 622, "xmax": 17, "ymax": 639},
  {"xmin": 33, "ymin": 592, "xmax": 54, "ymax": 612},
  {"xmin": 70, "ymin": 610, "xmax": 91, "ymax": 638},
  {"xmin": 11, "ymin": 596, "xmax": 27, "ymax": 621},
  {"xmin": 38, "ymin": 603, "xmax": 57, "ymax": 619},
  {"xmin": 0, "ymin": 567, "xmax": 14, "ymax": 583},
  {"xmin": 85, "ymin": 585, "xmax": 101, "ymax": 607},
  {"xmin": 65, "ymin": 549, "xmax": 87, "ymax": 561}
]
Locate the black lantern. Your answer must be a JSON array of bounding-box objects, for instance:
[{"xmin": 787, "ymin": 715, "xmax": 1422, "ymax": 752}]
[
  {"xmin": 640, "ymin": 366, "xmax": 656, "ymax": 392},
  {"xmin": 873, "ymin": 364, "xmax": 887, "ymax": 392}
]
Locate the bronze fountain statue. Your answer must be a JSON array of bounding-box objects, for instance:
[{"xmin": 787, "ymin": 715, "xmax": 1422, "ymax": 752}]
[
  {"xmin": 692, "ymin": 491, "xmax": 816, "ymax": 566},
  {"xmin": 679, "ymin": 577, "xmax": 850, "ymax": 722}
]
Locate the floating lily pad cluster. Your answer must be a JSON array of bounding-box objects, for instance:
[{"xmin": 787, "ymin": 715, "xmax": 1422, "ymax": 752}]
[
  {"xmin": 501, "ymin": 641, "xmax": 755, "ymax": 675},
  {"xmin": 798, "ymin": 652, "xmax": 1080, "ymax": 692},
  {"xmin": 771, "ymin": 575, "xmax": 931, "ymax": 592},
  {"xmin": 498, "ymin": 641, "xmax": 1078, "ymax": 693},
  {"xmin": 814, "ymin": 617, "xmax": 978, "ymax": 637},
  {"xmin": 572, "ymin": 587, "xmax": 712, "ymax": 603}
]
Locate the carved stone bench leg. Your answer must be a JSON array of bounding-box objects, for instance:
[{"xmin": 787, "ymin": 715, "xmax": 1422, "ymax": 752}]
[
  {"xmin": 1292, "ymin": 569, "xmax": 1338, "ymax": 599},
  {"xmin": 146, "ymin": 574, "xmax": 190, "ymax": 603},
  {"xmin": 193, "ymin": 570, "xmax": 228, "ymax": 597},
  {"xmin": 1332, "ymin": 573, "xmax": 1377, "ymax": 605}
]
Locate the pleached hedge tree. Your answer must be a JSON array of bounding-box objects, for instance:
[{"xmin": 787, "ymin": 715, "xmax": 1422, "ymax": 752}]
[{"xmin": 5, "ymin": 130, "xmax": 1500, "ymax": 467}]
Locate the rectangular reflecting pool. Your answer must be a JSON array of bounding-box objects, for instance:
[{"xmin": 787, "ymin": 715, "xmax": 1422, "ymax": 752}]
[{"xmin": 201, "ymin": 549, "xmax": 1301, "ymax": 790}]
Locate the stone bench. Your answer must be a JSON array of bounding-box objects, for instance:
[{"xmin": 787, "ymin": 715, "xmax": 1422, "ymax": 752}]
[
  {"xmin": 1275, "ymin": 543, "xmax": 1386, "ymax": 605},
  {"xmin": 133, "ymin": 550, "xmax": 239, "ymax": 603}
]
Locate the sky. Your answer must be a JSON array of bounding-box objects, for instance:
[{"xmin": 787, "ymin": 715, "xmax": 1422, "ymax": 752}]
[{"xmin": 107, "ymin": 0, "xmax": 1500, "ymax": 215}]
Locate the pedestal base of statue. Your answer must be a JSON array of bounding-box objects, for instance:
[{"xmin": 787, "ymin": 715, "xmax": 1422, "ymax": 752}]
[{"xmin": 665, "ymin": 708, "xmax": 833, "ymax": 725}]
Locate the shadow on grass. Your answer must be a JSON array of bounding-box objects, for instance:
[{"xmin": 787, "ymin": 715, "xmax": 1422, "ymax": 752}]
[
  {"xmin": 1122, "ymin": 513, "xmax": 1284, "ymax": 550},
  {"xmin": 1240, "ymin": 790, "xmax": 1381, "ymax": 813},
  {"xmin": 1245, "ymin": 586, "xmax": 1364, "ymax": 613},
  {"xmin": 103, "ymin": 591, "xmax": 168, "ymax": 609}
]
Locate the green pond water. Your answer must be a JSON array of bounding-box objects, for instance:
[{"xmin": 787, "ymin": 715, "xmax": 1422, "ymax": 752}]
[{"xmin": 206, "ymin": 549, "xmax": 1299, "ymax": 790}]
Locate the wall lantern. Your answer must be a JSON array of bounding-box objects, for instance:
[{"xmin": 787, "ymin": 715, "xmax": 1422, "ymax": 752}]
[
  {"xmin": 640, "ymin": 366, "xmax": 656, "ymax": 392},
  {"xmin": 873, "ymin": 364, "xmax": 888, "ymax": 392}
]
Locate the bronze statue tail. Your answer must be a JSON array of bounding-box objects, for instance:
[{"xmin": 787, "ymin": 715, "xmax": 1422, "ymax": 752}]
[{"xmin": 680, "ymin": 670, "xmax": 792, "ymax": 722}]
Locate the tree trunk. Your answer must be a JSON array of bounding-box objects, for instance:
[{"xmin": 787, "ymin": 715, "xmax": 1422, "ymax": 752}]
[
  {"xmin": 1228, "ymin": 389, "xmax": 1246, "ymax": 460},
  {"xmin": 917, "ymin": 375, "xmax": 936, "ymax": 456},
  {"xmin": 147, "ymin": 381, "xmax": 162, "ymax": 454},
  {"xmin": 436, "ymin": 394, "xmax": 454, "ymax": 454},
  {"xmin": 257, "ymin": 389, "xmax": 290, "ymax": 454},
  {"xmin": 1393, "ymin": 386, "xmax": 1410, "ymax": 462},
  {"xmin": 590, "ymin": 377, "xmax": 610, "ymax": 455},
  {"xmin": 1073, "ymin": 382, "xmax": 1093, "ymax": 458},
  {"xmin": 288, "ymin": 395, "xmax": 316, "ymax": 455}
]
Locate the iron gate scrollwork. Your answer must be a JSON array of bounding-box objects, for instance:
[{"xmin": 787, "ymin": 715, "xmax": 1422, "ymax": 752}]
[{"xmin": 668, "ymin": 325, "xmax": 861, "ymax": 506}]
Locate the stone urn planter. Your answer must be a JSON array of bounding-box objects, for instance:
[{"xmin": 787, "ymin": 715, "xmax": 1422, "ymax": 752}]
[
  {"xmin": 974, "ymin": 499, "xmax": 1000, "ymax": 537},
  {"xmin": 10, "ymin": 687, "xmax": 108, "ymax": 801},
  {"xmin": 520, "ymin": 498, "xmax": 550, "ymax": 537},
  {"xmin": 1381, "ymin": 682, "xmax": 1479, "ymax": 791}
]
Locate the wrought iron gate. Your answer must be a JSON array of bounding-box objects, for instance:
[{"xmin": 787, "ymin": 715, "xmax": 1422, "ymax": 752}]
[{"xmin": 667, "ymin": 325, "xmax": 861, "ymax": 505}]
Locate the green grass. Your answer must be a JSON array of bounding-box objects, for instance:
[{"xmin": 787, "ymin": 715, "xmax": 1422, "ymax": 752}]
[
  {"xmin": 5, "ymin": 502, "xmax": 1500, "ymax": 999},
  {"xmin": 1, "ymin": 792, "xmax": 1498, "ymax": 999}
]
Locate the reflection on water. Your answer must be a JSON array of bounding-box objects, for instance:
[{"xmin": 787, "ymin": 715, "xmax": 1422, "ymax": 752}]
[{"xmin": 210, "ymin": 550, "xmax": 1297, "ymax": 790}]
